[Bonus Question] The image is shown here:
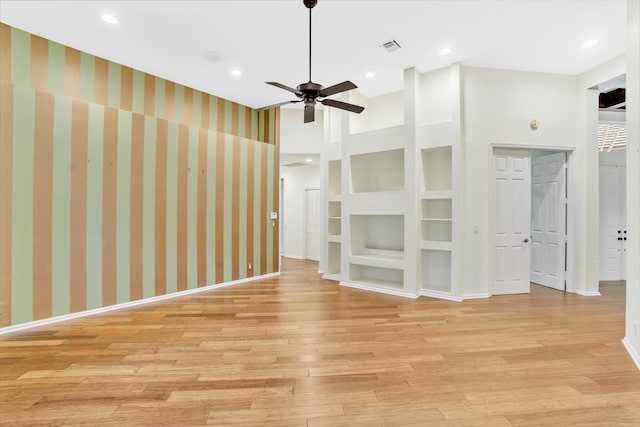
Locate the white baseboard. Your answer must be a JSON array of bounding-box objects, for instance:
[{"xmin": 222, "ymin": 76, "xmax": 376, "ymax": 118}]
[
  {"xmin": 339, "ymin": 281, "xmax": 419, "ymax": 299},
  {"xmin": 622, "ymin": 337, "xmax": 640, "ymax": 371},
  {"xmin": 420, "ymin": 289, "xmax": 463, "ymax": 302},
  {"xmin": 461, "ymin": 293, "xmax": 491, "ymax": 300},
  {"xmin": 0, "ymin": 272, "xmax": 280, "ymax": 336},
  {"xmin": 321, "ymin": 273, "xmax": 341, "ymax": 282},
  {"xmin": 576, "ymin": 289, "xmax": 602, "ymax": 297}
]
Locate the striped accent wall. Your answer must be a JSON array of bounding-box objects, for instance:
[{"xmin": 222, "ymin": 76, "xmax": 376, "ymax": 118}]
[{"xmin": 0, "ymin": 24, "xmax": 280, "ymax": 328}]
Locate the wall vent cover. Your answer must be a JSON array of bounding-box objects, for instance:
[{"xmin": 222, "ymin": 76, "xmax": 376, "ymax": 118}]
[{"xmin": 380, "ymin": 39, "xmax": 401, "ymax": 53}]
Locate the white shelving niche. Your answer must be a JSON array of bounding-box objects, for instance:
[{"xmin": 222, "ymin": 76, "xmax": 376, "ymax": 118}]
[
  {"xmin": 321, "ymin": 64, "xmax": 462, "ymax": 301},
  {"xmin": 350, "ymin": 148, "xmax": 404, "ymax": 193}
]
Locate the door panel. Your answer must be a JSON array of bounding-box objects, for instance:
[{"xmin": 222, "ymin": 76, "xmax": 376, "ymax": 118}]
[
  {"xmin": 599, "ymin": 165, "xmax": 626, "ymax": 281},
  {"xmin": 530, "ymin": 152, "xmax": 566, "ymax": 290},
  {"xmin": 494, "ymin": 148, "xmax": 531, "ymax": 295}
]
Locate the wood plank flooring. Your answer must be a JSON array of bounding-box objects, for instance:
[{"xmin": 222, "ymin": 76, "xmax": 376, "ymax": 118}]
[{"xmin": 1, "ymin": 258, "xmax": 639, "ymax": 426}]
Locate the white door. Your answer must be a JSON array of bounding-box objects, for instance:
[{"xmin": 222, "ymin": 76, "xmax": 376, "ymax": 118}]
[
  {"xmin": 494, "ymin": 148, "xmax": 531, "ymax": 295},
  {"xmin": 305, "ymin": 189, "xmax": 321, "ymax": 261},
  {"xmin": 531, "ymin": 152, "xmax": 566, "ymax": 290},
  {"xmin": 599, "ymin": 165, "xmax": 627, "ymax": 281}
]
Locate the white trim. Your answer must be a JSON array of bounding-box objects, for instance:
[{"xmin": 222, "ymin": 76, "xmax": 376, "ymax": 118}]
[
  {"xmin": 622, "ymin": 337, "xmax": 640, "ymax": 371},
  {"xmin": 420, "ymin": 289, "xmax": 463, "ymax": 302},
  {"xmin": 461, "ymin": 293, "xmax": 491, "ymax": 300},
  {"xmin": 322, "ymin": 273, "xmax": 341, "ymax": 282},
  {"xmin": 283, "ymin": 254, "xmax": 305, "ymax": 260},
  {"xmin": 339, "ymin": 281, "xmax": 419, "ymax": 299},
  {"xmin": 0, "ymin": 272, "xmax": 280, "ymax": 336},
  {"xmin": 575, "ymin": 289, "xmax": 602, "ymax": 297}
]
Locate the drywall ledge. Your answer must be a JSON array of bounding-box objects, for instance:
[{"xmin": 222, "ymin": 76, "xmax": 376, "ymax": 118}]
[{"xmin": 0, "ymin": 272, "xmax": 280, "ymax": 336}]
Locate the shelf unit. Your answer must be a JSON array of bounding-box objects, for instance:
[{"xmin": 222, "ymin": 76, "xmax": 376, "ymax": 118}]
[
  {"xmin": 324, "ymin": 159, "xmax": 343, "ymax": 280},
  {"xmin": 322, "ymin": 64, "xmax": 461, "ymax": 300},
  {"xmin": 328, "ymin": 201, "xmax": 342, "ymax": 236},
  {"xmin": 350, "ymin": 214, "xmax": 404, "ymax": 262},
  {"xmin": 421, "ymin": 146, "xmax": 452, "ymax": 192}
]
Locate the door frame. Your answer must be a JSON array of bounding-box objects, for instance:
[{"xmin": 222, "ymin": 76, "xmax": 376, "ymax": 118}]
[{"xmin": 488, "ymin": 143, "xmax": 576, "ymax": 295}]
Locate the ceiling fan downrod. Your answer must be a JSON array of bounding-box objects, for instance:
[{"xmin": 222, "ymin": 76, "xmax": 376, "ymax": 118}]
[
  {"xmin": 304, "ymin": 0, "xmax": 317, "ymax": 82},
  {"xmin": 257, "ymin": 0, "xmax": 364, "ymax": 123}
]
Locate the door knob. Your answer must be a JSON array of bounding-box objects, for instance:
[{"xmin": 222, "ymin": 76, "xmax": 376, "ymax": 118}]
[{"xmin": 523, "ymin": 238, "xmax": 529, "ymax": 243}]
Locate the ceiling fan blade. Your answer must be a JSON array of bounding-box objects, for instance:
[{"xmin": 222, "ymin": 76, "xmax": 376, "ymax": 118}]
[
  {"xmin": 318, "ymin": 81, "xmax": 357, "ymax": 97},
  {"xmin": 321, "ymin": 98, "xmax": 365, "ymax": 114},
  {"xmin": 304, "ymin": 103, "xmax": 316, "ymax": 123},
  {"xmin": 255, "ymin": 100, "xmax": 302, "ymax": 111},
  {"xmin": 266, "ymin": 82, "xmax": 303, "ymax": 96}
]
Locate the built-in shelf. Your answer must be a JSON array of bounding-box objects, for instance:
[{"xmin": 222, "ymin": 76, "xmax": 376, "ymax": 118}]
[
  {"xmin": 420, "ymin": 190, "xmax": 452, "ymax": 200},
  {"xmin": 349, "ymin": 264, "xmax": 404, "ymax": 290},
  {"xmin": 350, "ymin": 149, "xmax": 404, "ymax": 193},
  {"xmin": 422, "ymin": 146, "xmax": 452, "ymax": 192},
  {"xmin": 420, "ymin": 240, "xmax": 453, "ymax": 251},
  {"xmin": 421, "ymin": 249, "xmax": 451, "ymax": 292},
  {"xmin": 421, "ymin": 220, "xmax": 452, "ymax": 242},
  {"xmin": 328, "ymin": 201, "xmax": 342, "ymax": 217},
  {"xmin": 323, "ymin": 66, "xmax": 460, "ymax": 302},
  {"xmin": 328, "ymin": 218, "xmax": 341, "ymax": 236},
  {"xmin": 421, "ymin": 199, "xmax": 452, "ymax": 219},
  {"xmin": 350, "ymin": 215, "xmax": 404, "ymax": 260}
]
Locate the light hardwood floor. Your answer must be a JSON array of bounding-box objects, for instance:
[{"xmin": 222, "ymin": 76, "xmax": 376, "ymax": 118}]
[{"xmin": 1, "ymin": 258, "xmax": 639, "ymax": 426}]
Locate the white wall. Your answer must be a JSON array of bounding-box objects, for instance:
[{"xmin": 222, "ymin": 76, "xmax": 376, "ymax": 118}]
[
  {"xmin": 281, "ymin": 165, "xmax": 320, "ymax": 259},
  {"xmin": 421, "ymin": 66, "xmax": 453, "ymax": 125},
  {"xmin": 461, "ymin": 67, "xmax": 579, "ymax": 296},
  {"xmin": 349, "ymin": 90, "xmax": 404, "ymax": 134},
  {"xmin": 624, "ymin": 0, "xmax": 640, "ymax": 369},
  {"xmin": 280, "ymin": 108, "xmax": 324, "ymax": 154}
]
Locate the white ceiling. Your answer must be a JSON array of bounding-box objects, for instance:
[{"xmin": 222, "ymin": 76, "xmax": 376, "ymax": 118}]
[{"xmin": 0, "ymin": 0, "xmax": 628, "ymax": 109}]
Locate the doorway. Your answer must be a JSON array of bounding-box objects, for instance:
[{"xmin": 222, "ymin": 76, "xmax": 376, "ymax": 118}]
[{"xmin": 492, "ymin": 147, "xmax": 572, "ymax": 295}]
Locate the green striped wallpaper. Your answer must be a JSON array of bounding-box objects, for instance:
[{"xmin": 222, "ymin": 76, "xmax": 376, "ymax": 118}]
[{"xmin": 0, "ymin": 24, "xmax": 280, "ymax": 328}]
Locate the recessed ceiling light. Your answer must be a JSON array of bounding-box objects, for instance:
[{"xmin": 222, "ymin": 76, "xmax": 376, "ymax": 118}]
[
  {"xmin": 102, "ymin": 15, "xmax": 118, "ymax": 24},
  {"xmin": 439, "ymin": 47, "xmax": 451, "ymax": 55},
  {"xmin": 583, "ymin": 39, "xmax": 598, "ymax": 47},
  {"xmin": 305, "ymin": 158, "xmax": 312, "ymax": 163},
  {"xmin": 365, "ymin": 72, "xmax": 375, "ymax": 79},
  {"xmin": 231, "ymin": 69, "xmax": 242, "ymax": 77}
]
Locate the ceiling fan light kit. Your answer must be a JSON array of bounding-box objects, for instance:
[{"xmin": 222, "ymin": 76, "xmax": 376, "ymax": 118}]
[{"xmin": 257, "ymin": 0, "xmax": 365, "ymax": 123}]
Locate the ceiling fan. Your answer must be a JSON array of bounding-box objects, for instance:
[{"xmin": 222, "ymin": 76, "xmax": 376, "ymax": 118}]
[{"xmin": 257, "ymin": 0, "xmax": 365, "ymax": 123}]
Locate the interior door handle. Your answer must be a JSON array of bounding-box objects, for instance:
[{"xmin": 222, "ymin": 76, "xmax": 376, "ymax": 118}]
[{"xmin": 523, "ymin": 238, "xmax": 529, "ymax": 243}]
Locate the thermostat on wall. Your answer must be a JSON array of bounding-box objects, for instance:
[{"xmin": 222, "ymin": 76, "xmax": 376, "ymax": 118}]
[{"xmin": 270, "ymin": 212, "xmax": 278, "ymax": 220}]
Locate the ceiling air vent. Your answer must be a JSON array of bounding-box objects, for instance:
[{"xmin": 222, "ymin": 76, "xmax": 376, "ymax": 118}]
[
  {"xmin": 380, "ymin": 39, "xmax": 401, "ymax": 53},
  {"xmin": 283, "ymin": 162, "xmax": 307, "ymax": 168}
]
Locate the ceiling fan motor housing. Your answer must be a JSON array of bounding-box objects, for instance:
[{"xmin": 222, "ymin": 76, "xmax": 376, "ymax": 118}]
[
  {"xmin": 298, "ymin": 81, "xmax": 324, "ymax": 102},
  {"xmin": 303, "ymin": 0, "xmax": 318, "ymax": 9}
]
